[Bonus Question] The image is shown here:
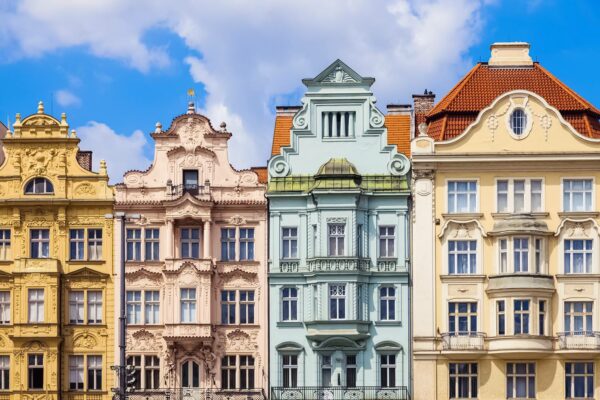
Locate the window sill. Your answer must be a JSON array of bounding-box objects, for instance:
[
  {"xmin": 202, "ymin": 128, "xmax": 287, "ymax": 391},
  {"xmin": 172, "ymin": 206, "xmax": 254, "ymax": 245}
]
[
  {"xmin": 491, "ymin": 212, "xmax": 549, "ymax": 218},
  {"xmin": 322, "ymin": 137, "xmax": 357, "ymax": 142},
  {"xmin": 374, "ymin": 321, "xmax": 402, "ymax": 326},
  {"xmin": 440, "ymin": 274, "xmax": 486, "ymax": 282},
  {"xmin": 276, "ymin": 321, "xmax": 303, "ymax": 327},
  {"xmin": 441, "ymin": 213, "xmax": 483, "ymax": 220},
  {"xmin": 68, "ymin": 260, "xmax": 105, "ymax": 264},
  {"xmin": 217, "ymin": 260, "xmax": 260, "ymax": 265},
  {"xmin": 558, "ymin": 211, "xmax": 600, "ymax": 218},
  {"xmin": 215, "ymin": 324, "xmax": 260, "ymax": 328}
]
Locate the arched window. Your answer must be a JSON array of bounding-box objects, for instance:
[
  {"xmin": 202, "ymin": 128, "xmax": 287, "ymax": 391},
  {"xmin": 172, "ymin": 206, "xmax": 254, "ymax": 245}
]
[
  {"xmin": 510, "ymin": 108, "xmax": 527, "ymax": 136},
  {"xmin": 25, "ymin": 178, "xmax": 54, "ymax": 194}
]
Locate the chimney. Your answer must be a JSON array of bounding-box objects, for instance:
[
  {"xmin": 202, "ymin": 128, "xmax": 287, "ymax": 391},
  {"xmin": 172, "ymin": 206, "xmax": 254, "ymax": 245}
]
[
  {"xmin": 76, "ymin": 151, "xmax": 93, "ymax": 171},
  {"xmin": 489, "ymin": 42, "xmax": 533, "ymax": 67},
  {"xmin": 275, "ymin": 105, "xmax": 302, "ymax": 117},
  {"xmin": 413, "ymin": 90, "xmax": 435, "ymax": 115},
  {"xmin": 386, "ymin": 104, "xmax": 412, "ymax": 116}
]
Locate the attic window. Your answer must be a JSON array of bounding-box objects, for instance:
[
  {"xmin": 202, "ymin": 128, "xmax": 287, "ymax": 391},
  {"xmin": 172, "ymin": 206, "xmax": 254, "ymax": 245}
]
[
  {"xmin": 510, "ymin": 108, "xmax": 527, "ymax": 136},
  {"xmin": 25, "ymin": 178, "xmax": 54, "ymax": 194},
  {"xmin": 322, "ymin": 111, "xmax": 355, "ymax": 138}
]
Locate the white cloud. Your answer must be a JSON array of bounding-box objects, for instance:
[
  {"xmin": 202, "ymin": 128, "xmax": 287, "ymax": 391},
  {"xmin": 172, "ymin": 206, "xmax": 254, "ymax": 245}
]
[
  {"xmin": 76, "ymin": 122, "xmax": 151, "ymax": 183},
  {"xmin": 55, "ymin": 89, "xmax": 81, "ymax": 107},
  {"xmin": 1, "ymin": 0, "xmax": 490, "ymax": 167}
]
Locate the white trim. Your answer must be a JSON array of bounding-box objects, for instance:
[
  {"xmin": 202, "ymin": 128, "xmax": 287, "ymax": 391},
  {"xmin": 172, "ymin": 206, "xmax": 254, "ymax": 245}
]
[
  {"xmin": 493, "ymin": 177, "xmax": 545, "ymax": 213},
  {"xmin": 445, "ymin": 178, "xmax": 480, "ymax": 214},
  {"xmin": 560, "ymin": 177, "xmax": 596, "ymax": 213},
  {"xmin": 505, "ymin": 98, "xmax": 533, "ymax": 140}
]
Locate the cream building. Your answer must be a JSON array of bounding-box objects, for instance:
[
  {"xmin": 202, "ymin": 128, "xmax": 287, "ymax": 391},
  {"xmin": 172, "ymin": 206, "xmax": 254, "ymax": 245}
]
[
  {"xmin": 114, "ymin": 103, "xmax": 268, "ymax": 399},
  {"xmin": 412, "ymin": 43, "xmax": 600, "ymax": 399}
]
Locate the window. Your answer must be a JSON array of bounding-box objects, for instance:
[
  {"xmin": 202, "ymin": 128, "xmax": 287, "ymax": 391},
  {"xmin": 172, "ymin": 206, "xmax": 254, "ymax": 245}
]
[
  {"xmin": 221, "ymin": 290, "xmax": 236, "ymax": 325},
  {"xmin": 88, "ymin": 229, "xmax": 103, "ymax": 260},
  {"xmin": 69, "ymin": 355, "xmax": 84, "ymax": 390},
  {"xmin": 380, "ymin": 354, "xmax": 396, "ymax": 387},
  {"xmin": 88, "ymin": 356, "xmax": 102, "ymax": 391},
  {"xmin": 0, "ymin": 356, "xmax": 9, "ymax": 389},
  {"xmin": 514, "ymin": 299, "xmax": 530, "ymax": 335},
  {"xmin": 448, "ymin": 240, "xmax": 476, "ymax": 274},
  {"xmin": 345, "ymin": 355, "xmax": 357, "ymax": 387},
  {"xmin": 0, "ymin": 230, "xmax": 11, "ymax": 260},
  {"xmin": 69, "ymin": 229, "xmax": 85, "ymax": 260},
  {"xmin": 380, "ymin": 287, "xmax": 396, "ymax": 321},
  {"xmin": 564, "ymin": 239, "xmax": 592, "ymax": 274},
  {"xmin": 144, "ymin": 291, "xmax": 160, "ymax": 324},
  {"xmin": 564, "ymin": 179, "xmax": 593, "ymax": 212},
  {"xmin": 25, "ymin": 178, "xmax": 53, "ymax": 194},
  {"xmin": 0, "ymin": 292, "xmax": 9, "ymax": 324},
  {"xmin": 566, "ymin": 362, "xmax": 593, "ymax": 399},
  {"xmin": 321, "ymin": 355, "xmax": 332, "ymax": 386},
  {"xmin": 240, "ymin": 228, "xmax": 255, "ymax": 261},
  {"xmin": 221, "ymin": 228, "xmax": 236, "ymax": 261},
  {"xmin": 499, "ymin": 239, "xmax": 508, "ymax": 273},
  {"xmin": 28, "ymin": 289, "xmax": 44, "ymax": 323},
  {"xmin": 183, "ymin": 170, "xmax": 199, "ymax": 189},
  {"xmin": 126, "ymin": 291, "xmax": 142, "ymax": 324},
  {"xmin": 357, "ymin": 225, "xmax": 363, "ymax": 257},
  {"xmin": 240, "ymin": 291, "xmax": 255, "ymax": 324},
  {"xmin": 30, "ymin": 229, "xmax": 49, "ymax": 259},
  {"xmin": 449, "ymin": 363, "xmax": 477, "ymax": 399},
  {"xmin": 496, "ymin": 179, "xmax": 543, "ymax": 213},
  {"xmin": 282, "ymin": 228, "xmax": 298, "ymax": 259},
  {"xmin": 322, "ymin": 111, "xmax": 355, "ymax": 138},
  {"xmin": 538, "ymin": 300, "xmax": 546, "ymax": 336},
  {"xmin": 499, "ymin": 237, "xmax": 545, "ymax": 274},
  {"xmin": 506, "ymin": 363, "xmax": 535, "ymax": 399},
  {"xmin": 564, "ymin": 302, "xmax": 593, "ymax": 333},
  {"xmin": 144, "ymin": 229, "xmax": 159, "ymax": 261},
  {"xmin": 282, "ymin": 355, "xmax": 298, "ymax": 388},
  {"xmin": 328, "ymin": 224, "xmax": 345, "ymax": 256},
  {"xmin": 180, "ymin": 288, "xmax": 196, "ymax": 323},
  {"xmin": 240, "ymin": 356, "xmax": 255, "ymax": 389},
  {"xmin": 181, "ymin": 360, "xmax": 200, "ymax": 388},
  {"xmin": 282, "ymin": 288, "xmax": 298, "ymax": 322},
  {"xmin": 378, "ymin": 226, "xmax": 396, "ymax": 258},
  {"xmin": 509, "ymin": 108, "xmax": 527, "ymax": 136},
  {"xmin": 329, "ymin": 284, "xmax": 346, "ymax": 320},
  {"xmin": 88, "ymin": 291, "xmax": 102, "ymax": 324},
  {"xmin": 28, "ymin": 354, "xmax": 44, "ymax": 389},
  {"xmin": 448, "ymin": 302, "xmax": 477, "ymax": 334},
  {"xmin": 126, "ymin": 356, "xmax": 142, "ymax": 390},
  {"xmin": 221, "ymin": 355, "xmax": 236, "ymax": 389},
  {"xmin": 126, "ymin": 229, "xmax": 142, "ymax": 261},
  {"xmin": 69, "ymin": 291, "xmax": 84, "ymax": 324},
  {"xmin": 497, "ymin": 300, "xmax": 505, "ymax": 336},
  {"xmin": 513, "ymin": 238, "xmax": 529, "ymax": 272},
  {"xmin": 534, "ymin": 238, "xmax": 542, "ymax": 273},
  {"xmin": 181, "ymin": 228, "xmax": 200, "ymax": 259},
  {"xmin": 144, "ymin": 356, "xmax": 160, "ymax": 390},
  {"xmin": 448, "ymin": 181, "xmax": 477, "ymax": 213}
]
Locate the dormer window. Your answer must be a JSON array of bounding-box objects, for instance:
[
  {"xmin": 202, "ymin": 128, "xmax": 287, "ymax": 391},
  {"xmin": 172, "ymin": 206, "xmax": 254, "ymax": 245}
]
[
  {"xmin": 322, "ymin": 111, "xmax": 355, "ymax": 138},
  {"xmin": 25, "ymin": 178, "xmax": 54, "ymax": 194}
]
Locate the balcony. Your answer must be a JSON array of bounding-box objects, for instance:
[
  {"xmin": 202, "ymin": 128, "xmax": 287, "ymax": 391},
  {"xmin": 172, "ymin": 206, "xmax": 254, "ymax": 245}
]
[
  {"xmin": 487, "ymin": 335, "xmax": 553, "ymax": 355},
  {"xmin": 307, "ymin": 257, "xmax": 371, "ymax": 272},
  {"xmin": 271, "ymin": 386, "xmax": 410, "ymax": 400},
  {"xmin": 13, "ymin": 257, "xmax": 60, "ymax": 274},
  {"xmin": 166, "ymin": 184, "xmax": 211, "ymax": 200},
  {"xmin": 558, "ymin": 331, "xmax": 600, "ymax": 350},
  {"xmin": 164, "ymin": 258, "xmax": 212, "ymax": 273},
  {"xmin": 441, "ymin": 332, "xmax": 485, "ymax": 351},
  {"xmin": 126, "ymin": 389, "xmax": 265, "ymax": 400},
  {"xmin": 163, "ymin": 324, "xmax": 212, "ymax": 341}
]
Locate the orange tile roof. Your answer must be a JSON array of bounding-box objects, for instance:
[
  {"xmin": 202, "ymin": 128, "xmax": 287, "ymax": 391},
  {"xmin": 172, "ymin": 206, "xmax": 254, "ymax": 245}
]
[
  {"xmin": 270, "ymin": 116, "xmax": 294, "ymax": 156},
  {"xmin": 385, "ymin": 114, "xmax": 411, "ymax": 156},
  {"xmin": 427, "ymin": 63, "xmax": 600, "ymax": 140},
  {"xmin": 251, "ymin": 167, "xmax": 268, "ymax": 184}
]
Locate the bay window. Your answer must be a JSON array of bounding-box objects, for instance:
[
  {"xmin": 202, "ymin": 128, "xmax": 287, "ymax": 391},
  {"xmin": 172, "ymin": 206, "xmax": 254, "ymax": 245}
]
[
  {"xmin": 496, "ymin": 178, "xmax": 543, "ymax": 213},
  {"xmin": 497, "ymin": 236, "xmax": 545, "ymax": 274}
]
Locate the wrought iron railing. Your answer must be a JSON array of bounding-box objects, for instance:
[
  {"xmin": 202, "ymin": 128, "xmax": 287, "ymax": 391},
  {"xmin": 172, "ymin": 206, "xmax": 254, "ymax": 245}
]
[
  {"xmin": 558, "ymin": 331, "xmax": 600, "ymax": 350},
  {"xmin": 125, "ymin": 388, "xmax": 265, "ymax": 400},
  {"xmin": 167, "ymin": 184, "xmax": 207, "ymax": 198},
  {"xmin": 441, "ymin": 332, "xmax": 486, "ymax": 350},
  {"xmin": 271, "ymin": 386, "xmax": 410, "ymax": 400}
]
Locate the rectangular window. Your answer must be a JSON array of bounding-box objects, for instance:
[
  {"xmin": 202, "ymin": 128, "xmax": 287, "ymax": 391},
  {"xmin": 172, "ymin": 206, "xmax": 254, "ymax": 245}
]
[
  {"xmin": 0, "ymin": 292, "xmax": 9, "ymax": 324},
  {"xmin": 497, "ymin": 179, "xmax": 543, "ymax": 213},
  {"xmin": 497, "ymin": 300, "xmax": 505, "ymax": 336},
  {"xmin": 282, "ymin": 227, "xmax": 298, "ymax": 259},
  {"xmin": 28, "ymin": 354, "xmax": 44, "ymax": 390},
  {"xmin": 282, "ymin": 355, "xmax": 298, "ymax": 388},
  {"xmin": 69, "ymin": 355, "xmax": 84, "ymax": 390},
  {"xmin": 534, "ymin": 238, "xmax": 542, "ymax": 273},
  {"xmin": 357, "ymin": 224, "xmax": 363, "ymax": 258},
  {"xmin": 448, "ymin": 180, "xmax": 477, "ymax": 213},
  {"xmin": 506, "ymin": 363, "xmax": 535, "ymax": 399},
  {"xmin": 240, "ymin": 228, "xmax": 255, "ymax": 261},
  {"xmin": 282, "ymin": 288, "xmax": 298, "ymax": 322},
  {"xmin": 531, "ymin": 180, "xmax": 542, "ymax": 212},
  {"xmin": 126, "ymin": 229, "xmax": 142, "ymax": 261},
  {"xmin": 499, "ymin": 239, "xmax": 508, "ymax": 273},
  {"xmin": 329, "ymin": 284, "xmax": 346, "ymax": 320},
  {"xmin": 379, "ymin": 286, "xmax": 396, "ymax": 321},
  {"xmin": 564, "ymin": 239, "xmax": 593, "ymax": 274},
  {"xmin": 449, "ymin": 363, "xmax": 478, "ymax": 399},
  {"xmin": 144, "ymin": 291, "xmax": 160, "ymax": 324},
  {"xmin": 88, "ymin": 291, "xmax": 102, "ymax": 324},
  {"xmin": 221, "ymin": 290, "xmax": 236, "ymax": 325},
  {"xmin": 144, "ymin": 356, "xmax": 160, "ymax": 390},
  {"xmin": 28, "ymin": 289, "xmax": 44, "ymax": 323},
  {"xmin": 126, "ymin": 356, "xmax": 142, "ymax": 390},
  {"xmin": 144, "ymin": 229, "xmax": 160, "ymax": 261},
  {"xmin": 380, "ymin": 354, "xmax": 396, "ymax": 387},
  {"xmin": 221, "ymin": 355, "xmax": 236, "ymax": 389},
  {"xmin": 240, "ymin": 290, "xmax": 255, "ymax": 324},
  {"xmin": 328, "ymin": 224, "xmax": 345, "ymax": 257},
  {"xmin": 345, "ymin": 355, "xmax": 357, "ymax": 388},
  {"xmin": 88, "ymin": 355, "xmax": 102, "ymax": 391},
  {"xmin": 239, "ymin": 356, "xmax": 255, "ymax": 389},
  {"xmin": 0, "ymin": 230, "xmax": 10, "ymax": 260},
  {"xmin": 180, "ymin": 288, "xmax": 196, "ymax": 323},
  {"xmin": 538, "ymin": 300, "xmax": 546, "ymax": 336},
  {"xmin": 183, "ymin": 169, "xmax": 199, "ymax": 189},
  {"xmin": 566, "ymin": 362, "xmax": 594, "ymax": 399},
  {"xmin": 564, "ymin": 301, "xmax": 593, "ymax": 333},
  {"xmin": 181, "ymin": 228, "xmax": 200, "ymax": 259},
  {"xmin": 563, "ymin": 179, "xmax": 593, "ymax": 212},
  {"xmin": 69, "ymin": 229, "xmax": 85, "ymax": 260},
  {"xmin": 30, "ymin": 229, "xmax": 50, "ymax": 259},
  {"xmin": 322, "ymin": 111, "xmax": 356, "ymax": 138},
  {"xmin": 448, "ymin": 240, "xmax": 477, "ymax": 274},
  {"xmin": 321, "ymin": 355, "xmax": 332, "ymax": 386},
  {"xmin": 514, "ymin": 299, "xmax": 530, "ymax": 334},
  {"xmin": 69, "ymin": 291, "xmax": 84, "ymax": 324},
  {"xmin": 513, "ymin": 238, "xmax": 529, "ymax": 272},
  {"xmin": 379, "ymin": 226, "xmax": 396, "ymax": 258},
  {"xmin": 126, "ymin": 291, "xmax": 142, "ymax": 324},
  {"xmin": 221, "ymin": 228, "xmax": 236, "ymax": 261},
  {"xmin": 0, "ymin": 356, "xmax": 9, "ymax": 389},
  {"xmin": 448, "ymin": 302, "xmax": 477, "ymax": 334},
  {"xmin": 88, "ymin": 229, "xmax": 103, "ymax": 260}
]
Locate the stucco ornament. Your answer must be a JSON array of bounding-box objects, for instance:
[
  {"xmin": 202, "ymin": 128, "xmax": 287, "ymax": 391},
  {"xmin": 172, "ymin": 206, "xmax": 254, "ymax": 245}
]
[
  {"xmin": 73, "ymin": 332, "xmax": 98, "ymax": 349},
  {"xmin": 322, "ymin": 66, "xmax": 358, "ymax": 83},
  {"xmin": 268, "ymin": 155, "xmax": 290, "ymax": 177},
  {"xmin": 368, "ymin": 98, "xmax": 385, "ymax": 128},
  {"xmin": 387, "ymin": 153, "xmax": 410, "ymax": 176},
  {"xmin": 23, "ymin": 147, "xmax": 57, "ymax": 175},
  {"xmin": 293, "ymin": 101, "xmax": 309, "ymax": 129},
  {"xmin": 179, "ymin": 119, "xmax": 203, "ymax": 151}
]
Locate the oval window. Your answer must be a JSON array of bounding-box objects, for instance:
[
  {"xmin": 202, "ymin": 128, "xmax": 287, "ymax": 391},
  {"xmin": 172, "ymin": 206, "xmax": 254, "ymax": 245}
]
[{"xmin": 510, "ymin": 108, "xmax": 527, "ymax": 136}]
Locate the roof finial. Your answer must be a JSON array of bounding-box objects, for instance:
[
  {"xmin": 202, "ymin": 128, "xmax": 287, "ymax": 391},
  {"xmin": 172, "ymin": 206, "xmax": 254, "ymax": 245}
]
[
  {"xmin": 99, "ymin": 159, "xmax": 107, "ymax": 175},
  {"xmin": 220, "ymin": 122, "xmax": 227, "ymax": 132},
  {"xmin": 155, "ymin": 122, "xmax": 162, "ymax": 133},
  {"xmin": 37, "ymin": 101, "xmax": 44, "ymax": 114},
  {"xmin": 187, "ymin": 101, "xmax": 195, "ymax": 114},
  {"xmin": 71, "ymin": 129, "xmax": 77, "ymax": 138}
]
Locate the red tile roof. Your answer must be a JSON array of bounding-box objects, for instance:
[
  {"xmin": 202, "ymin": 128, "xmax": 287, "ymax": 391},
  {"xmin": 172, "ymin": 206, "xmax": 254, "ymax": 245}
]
[
  {"xmin": 270, "ymin": 116, "xmax": 294, "ymax": 156},
  {"xmin": 251, "ymin": 167, "xmax": 268, "ymax": 184},
  {"xmin": 427, "ymin": 63, "xmax": 600, "ymax": 140}
]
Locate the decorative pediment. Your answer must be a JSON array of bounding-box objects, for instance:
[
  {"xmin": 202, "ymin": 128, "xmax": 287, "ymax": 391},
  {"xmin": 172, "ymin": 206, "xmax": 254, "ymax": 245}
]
[
  {"xmin": 125, "ymin": 268, "xmax": 163, "ymax": 284},
  {"xmin": 64, "ymin": 267, "xmax": 110, "ymax": 281},
  {"xmin": 73, "ymin": 331, "xmax": 98, "ymax": 349},
  {"xmin": 555, "ymin": 218, "xmax": 600, "ymax": 237},
  {"xmin": 374, "ymin": 341, "xmax": 403, "ymax": 352},
  {"xmin": 303, "ymin": 59, "xmax": 373, "ymax": 87},
  {"xmin": 311, "ymin": 336, "xmax": 365, "ymax": 351},
  {"xmin": 219, "ymin": 268, "xmax": 258, "ymax": 285},
  {"xmin": 439, "ymin": 219, "xmax": 487, "ymax": 239}
]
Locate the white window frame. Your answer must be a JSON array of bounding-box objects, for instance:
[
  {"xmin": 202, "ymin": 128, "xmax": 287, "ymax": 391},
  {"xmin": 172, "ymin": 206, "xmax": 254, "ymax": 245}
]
[
  {"xmin": 180, "ymin": 227, "xmax": 201, "ymax": 259},
  {"xmin": 281, "ymin": 287, "xmax": 298, "ymax": 322},
  {"xmin": 144, "ymin": 290, "xmax": 160, "ymax": 325},
  {"xmin": 328, "ymin": 224, "xmax": 346, "ymax": 257},
  {"xmin": 144, "ymin": 355, "xmax": 160, "ymax": 390},
  {"xmin": 87, "ymin": 290, "xmax": 103, "ymax": 324},
  {"xmin": 180, "ymin": 288, "xmax": 197, "ymax": 323},
  {"xmin": 495, "ymin": 178, "xmax": 544, "ymax": 213},
  {"xmin": 28, "ymin": 289, "xmax": 44, "ymax": 323},
  {"xmin": 447, "ymin": 240, "xmax": 477, "ymax": 275},
  {"xmin": 69, "ymin": 229, "xmax": 85, "ymax": 261},
  {"xmin": 126, "ymin": 229, "xmax": 142, "ymax": 262},
  {"xmin": 281, "ymin": 227, "xmax": 298, "ymax": 259},
  {"xmin": 281, "ymin": 354, "xmax": 298, "ymax": 388},
  {"xmin": 497, "ymin": 236, "xmax": 546, "ymax": 274},
  {"xmin": 379, "ymin": 286, "xmax": 397, "ymax": 321},
  {"xmin": 87, "ymin": 228, "xmax": 103, "ymax": 261},
  {"xmin": 447, "ymin": 302, "xmax": 478, "ymax": 334},
  {"xmin": 88, "ymin": 355, "xmax": 103, "ymax": 391},
  {"xmin": 0, "ymin": 291, "xmax": 9, "ymax": 324},
  {"xmin": 378, "ymin": 226, "xmax": 396, "ymax": 258},
  {"xmin": 564, "ymin": 301, "xmax": 593, "ymax": 333},
  {"xmin": 329, "ymin": 284, "xmax": 346, "ymax": 320},
  {"xmin": 0, "ymin": 230, "xmax": 10, "ymax": 261},
  {"xmin": 239, "ymin": 290, "xmax": 255, "ymax": 324},
  {"xmin": 513, "ymin": 299, "xmax": 531, "ymax": 335},
  {"xmin": 446, "ymin": 179, "xmax": 478, "ymax": 214},
  {"xmin": 0, "ymin": 356, "xmax": 9, "ymax": 390},
  {"xmin": 144, "ymin": 228, "xmax": 160, "ymax": 261},
  {"xmin": 30, "ymin": 229, "xmax": 50, "ymax": 259},
  {"xmin": 379, "ymin": 353, "xmax": 396, "ymax": 388},
  {"xmin": 564, "ymin": 239, "xmax": 593, "ymax": 274},
  {"xmin": 69, "ymin": 355, "xmax": 85, "ymax": 390},
  {"xmin": 562, "ymin": 178, "xmax": 594, "ymax": 212},
  {"xmin": 69, "ymin": 291, "xmax": 84, "ymax": 324},
  {"xmin": 126, "ymin": 290, "xmax": 142, "ymax": 324},
  {"xmin": 239, "ymin": 228, "xmax": 255, "ymax": 261}
]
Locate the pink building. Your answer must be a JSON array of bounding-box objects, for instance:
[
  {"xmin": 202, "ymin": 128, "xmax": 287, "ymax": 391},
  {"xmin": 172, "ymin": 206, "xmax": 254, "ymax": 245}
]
[{"xmin": 115, "ymin": 103, "xmax": 268, "ymax": 399}]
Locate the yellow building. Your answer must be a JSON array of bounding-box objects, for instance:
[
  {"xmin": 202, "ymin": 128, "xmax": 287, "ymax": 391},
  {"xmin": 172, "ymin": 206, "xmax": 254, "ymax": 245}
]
[
  {"xmin": 412, "ymin": 43, "xmax": 600, "ymax": 399},
  {"xmin": 0, "ymin": 102, "xmax": 115, "ymax": 400}
]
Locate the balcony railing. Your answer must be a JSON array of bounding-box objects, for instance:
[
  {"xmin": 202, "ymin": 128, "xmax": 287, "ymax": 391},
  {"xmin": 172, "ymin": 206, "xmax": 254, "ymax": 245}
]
[
  {"xmin": 441, "ymin": 332, "xmax": 486, "ymax": 351},
  {"xmin": 558, "ymin": 331, "xmax": 600, "ymax": 350},
  {"xmin": 167, "ymin": 184, "xmax": 208, "ymax": 198},
  {"xmin": 271, "ymin": 386, "xmax": 410, "ymax": 400},
  {"xmin": 307, "ymin": 257, "xmax": 371, "ymax": 272},
  {"xmin": 126, "ymin": 388, "xmax": 265, "ymax": 400}
]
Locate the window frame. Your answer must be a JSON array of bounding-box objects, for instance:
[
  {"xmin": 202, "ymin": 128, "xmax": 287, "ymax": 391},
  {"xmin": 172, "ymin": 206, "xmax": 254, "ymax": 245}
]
[
  {"xmin": 562, "ymin": 178, "xmax": 594, "ymax": 213},
  {"xmin": 449, "ymin": 362, "xmax": 478, "ymax": 400},
  {"xmin": 497, "ymin": 236, "xmax": 546, "ymax": 274},
  {"xmin": 513, "ymin": 299, "xmax": 531, "ymax": 335},
  {"xmin": 180, "ymin": 227, "xmax": 201, "ymax": 259},
  {"xmin": 378, "ymin": 226, "xmax": 396, "ymax": 259},
  {"xmin": 495, "ymin": 178, "xmax": 544, "ymax": 213},
  {"xmin": 564, "ymin": 239, "xmax": 593, "ymax": 274},
  {"xmin": 239, "ymin": 228, "xmax": 255, "ymax": 261},
  {"xmin": 448, "ymin": 302, "xmax": 478, "ymax": 335},
  {"xmin": 221, "ymin": 228, "xmax": 236, "ymax": 261},
  {"xmin": 30, "ymin": 229, "xmax": 50, "ymax": 259},
  {"xmin": 328, "ymin": 284, "xmax": 346, "ymax": 320},
  {"xmin": 180, "ymin": 288, "xmax": 197, "ymax": 323},
  {"xmin": 565, "ymin": 362, "xmax": 594, "ymax": 399},
  {"xmin": 281, "ymin": 287, "xmax": 298, "ymax": 322},
  {"xmin": 564, "ymin": 301, "xmax": 593, "ymax": 334},
  {"xmin": 281, "ymin": 227, "xmax": 298, "ymax": 260},
  {"xmin": 281, "ymin": 354, "xmax": 298, "ymax": 388},
  {"xmin": 24, "ymin": 178, "xmax": 54, "ymax": 195},
  {"xmin": 506, "ymin": 362, "xmax": 535, "ymax": 399},
  {"xmin": 379, "ymin": 353, "xmax": 396, "ymax": 388},
  {"xmin": 28, "ymin": 288, "xmax": 44, "ymax": 323},
  {"xmin": 0, "ymin": 355, "xmax": 9, "ymax": 390},
  {"xmin": 28, "ymin": 353, "xmax": 44, "ymax": 390},
  {"xmin": 0, "ymin": 291, "xmax": 10, "ymax": 325},
  {"xmin": 0, "ymin": 229, "xmax": 11, "ymax": 261},
  {"xmin": 379, "ymin": 286, "xmax": 397, "ymax": 321},
  {"xmin": 447, "ymin": 240, "xmax": 477, "ymax": 275},
  {"xmin": 327, "ymin": 223, "xmax": 346, "ymax": 257},
  {"xmin": 446, "ymin": 179, "xmax": 479, "ymax": 214}
]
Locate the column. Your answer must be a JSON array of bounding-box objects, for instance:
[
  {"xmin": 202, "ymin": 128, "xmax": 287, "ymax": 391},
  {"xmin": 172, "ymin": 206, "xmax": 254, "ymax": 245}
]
[
  {"xmin": 203, "ymin": 220, "xmax": 211, "ymax": 259},
  {"xmin": 166, "ymin": 219, "xmax": 174, "ymax": 259},
  {"xmin": 340, "ymin": 112, "xmax": 346, "ymax": 137},
  {"xmin": 323, "ymin": 112, "xmax": 330, "ymax": 137},
  {"xmin": 349, "ymin": 112, "xmax": 355, "ymax": 137},
  {"xmin": 332, "ymin": 112, "xmax": 338, "ymax": 137}
]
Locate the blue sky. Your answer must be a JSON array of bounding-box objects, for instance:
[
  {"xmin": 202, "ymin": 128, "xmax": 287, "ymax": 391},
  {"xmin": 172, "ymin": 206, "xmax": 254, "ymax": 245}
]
[{"xmin": 0, "ymin": 0, "xmax": 598, "ymax": 180}]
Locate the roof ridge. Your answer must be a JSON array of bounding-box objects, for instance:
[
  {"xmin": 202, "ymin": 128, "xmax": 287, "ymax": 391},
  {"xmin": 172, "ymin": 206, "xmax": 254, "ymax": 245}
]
[{"xmin": 428, "ymin": 63, "xmax": 482, "ymax": 116}]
